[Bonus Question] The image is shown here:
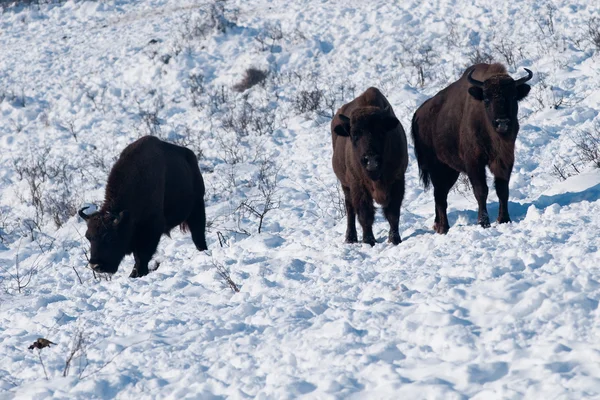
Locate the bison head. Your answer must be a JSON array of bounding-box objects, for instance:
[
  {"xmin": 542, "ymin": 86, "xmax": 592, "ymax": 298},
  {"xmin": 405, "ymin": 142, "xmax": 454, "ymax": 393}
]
[
  {"xmin": 79, "ymin": 207, "xmax": 132, "ymax": 274},
  {"xmin": 334, "ymin": 107, "xmax": 399, "ymax": 181},
  {"xmin": 468, "ymin": 68, "xmax": 533, "ymax": 135}
]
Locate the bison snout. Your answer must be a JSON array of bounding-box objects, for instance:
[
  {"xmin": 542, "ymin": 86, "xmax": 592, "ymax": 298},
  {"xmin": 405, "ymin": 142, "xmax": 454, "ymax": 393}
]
[
  {"xmin": 90, "ymin": 263, "xmax": 117, "ymax": 274},
  {"xmin": 494, "ymin": 118, "xmax": 510, "ymax": 133},
  {"xmin": 362, "ymin": 156, "xmax": 381, "ymax": 172}
]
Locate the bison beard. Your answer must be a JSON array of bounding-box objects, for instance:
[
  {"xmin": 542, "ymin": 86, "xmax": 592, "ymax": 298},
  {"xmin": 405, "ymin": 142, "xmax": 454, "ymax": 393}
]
[
  {"xmin": 412, "ymin": 63, "xmax": 533, "ymax": 233},
  {"xmin": 80, "ymin": 136, "xmax": 208, "ymax": 278},
  {"xmin": 331, "ymin": 87, "xmax": 409, "ymax": 245}
]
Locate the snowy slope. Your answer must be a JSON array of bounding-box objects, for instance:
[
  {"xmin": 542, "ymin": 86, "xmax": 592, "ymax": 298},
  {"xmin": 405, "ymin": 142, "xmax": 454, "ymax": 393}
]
[{"xmin": 1, "ymin": 0, "xmax": 600, "ymax": 398}]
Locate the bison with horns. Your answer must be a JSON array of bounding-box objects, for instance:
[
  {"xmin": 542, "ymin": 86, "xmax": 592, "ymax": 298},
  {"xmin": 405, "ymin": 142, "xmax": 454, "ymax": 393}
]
[
  {"xmin": 331, "ymin": 87, "xmax": 408, "ymax": 245},
  {"xmin": 412, "ymin": 63, "xmax": 533, "ymax": 233},
  {"xmin": 79, "ymin": 136, "xmax": 208, "ymax": 277}
]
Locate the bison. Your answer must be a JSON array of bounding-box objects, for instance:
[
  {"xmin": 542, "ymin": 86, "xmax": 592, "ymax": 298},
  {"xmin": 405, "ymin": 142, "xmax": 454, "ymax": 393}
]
[
  {"xmin": 412, "ymin": 63, "xmax": 533, "ymax": 233},
  {"xmin": 331, "ymin": 87, "xmax": 408, "ymax": 245},
  {"xmin": 79, "ymin": 136, "xmax": 208, "ymax": 278}
]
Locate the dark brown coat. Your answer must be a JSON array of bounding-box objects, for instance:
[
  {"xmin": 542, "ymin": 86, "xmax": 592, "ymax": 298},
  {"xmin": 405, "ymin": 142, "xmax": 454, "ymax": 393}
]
[
  {"xmin": 331, "ymin": 87, "xmax": 408, "ymax": 245},
  {"xmin": 79, "ymin": 136, "xmax": 207, "ymax": 277},
  {"xmin": 412, "ymin": 63, "xmax": 533, "ymax": 233}
]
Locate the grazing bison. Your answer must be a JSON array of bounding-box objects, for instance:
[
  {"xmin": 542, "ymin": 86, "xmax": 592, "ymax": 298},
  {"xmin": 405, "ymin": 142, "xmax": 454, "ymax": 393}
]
[
  {"xmin": 412, "ymin": 63, "xmax": 533, "ymax": 233},
  {"xmin": 79, "ymin": 136, "xmax": 208, "ymax": 277},
  {"xmin": 331, "ymin": 87, "xmax": 408, "ymax": 245}
]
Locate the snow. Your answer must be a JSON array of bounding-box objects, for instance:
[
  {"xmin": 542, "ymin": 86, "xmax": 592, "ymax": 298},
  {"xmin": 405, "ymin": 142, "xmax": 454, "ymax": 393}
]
[{"xmin": 1, "ymin": 0, "xmax": 600, "ymax": 398}]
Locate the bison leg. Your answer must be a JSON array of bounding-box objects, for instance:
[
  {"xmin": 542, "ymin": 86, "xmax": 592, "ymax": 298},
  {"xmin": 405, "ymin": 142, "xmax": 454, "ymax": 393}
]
[
  {"xmin": 383, "ymin": 179, "xmax": 405, "ymax": 245},
  {"xmin": 495, "ymin": 177, "xmax": 511, "ymax": 223},
  {"xmin": 430, "ymin": 165, "xmax": 459, "ymax": 234},
  {"xmin": 342, "ymin": 185, "xmax": 358, "ymax": 243},
  {"xmin": 187, "ymin": 198, "xmax": 208, "ymax": 251},
  {"xmin": 354, "ymin": 188, "xmax": 375, "ymax": 246},
  {"xmin": 130, "ymin": 226, "xmax": 162, "ymax": 278},
  {"xmin": 467, "ymin": 165, "xmax": 490, "ymax": 228}
]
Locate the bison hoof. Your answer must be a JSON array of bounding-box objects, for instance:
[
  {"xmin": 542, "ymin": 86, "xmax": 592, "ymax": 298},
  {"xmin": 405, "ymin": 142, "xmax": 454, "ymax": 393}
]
[
  {"xmin": 129, "ymin": 269, "xmax": 147, "ymax": 278},
  {"xmin": 345, "ymin": 236, "xmax": 358, "ymax": 244},
  {"xmin": 497, "ymin": 215, "xmax": 511, "ymax": 224},
  {"xmin": 388, "ymin": 232, "xmax": 401, "ymax": 245},
  {"xmin": 478, "ymin": 215, "xmax": 491, "ymax": 228},
  {"xmin": 433, "ymin": 222, "xmax": 449, "ymax": 234},
  {"xmin": 196, "ymin": 243, "xmax": 208, "ymax": 251},
  {"xmin": 362, "ymin": 235, "xmax": 376, "ymax": 246}
]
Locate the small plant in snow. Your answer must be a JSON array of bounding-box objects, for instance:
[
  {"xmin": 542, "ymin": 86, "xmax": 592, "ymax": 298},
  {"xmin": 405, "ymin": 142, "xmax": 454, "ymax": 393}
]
[
  {"xmin": 169, "ymin": 125, "xmax": 206, "ymax": 160},
  {"xmin": 188, "ymin": 73, "xmax": 205, "ymax": 108},
  {"xmin": 137, "ymin": 96, "xmax": 165, "ymax": 136},
  {"xmin": 396, "ymin": 43, "xmax": 438, "ymax": 87},
  {"xmin": 588, "ymin": 17, "xmax": 600, "ymax": 51},
  {"xmin": 208, "ymin": 85, "xmax": 230, "ymax": 114},
  {"xmin": 177, "ymin": 0, "xmax": 237, "ymax": 44},
  {"xmin": 319, "ymin": 82, "xmax": 356, "ymax": 119},
  {"xmin": 255, "ymin": 21, "xmax": 284, "ymax": 52},
  {"xmin": 451, "ymin": 174, "xmax": 472, "ymax": 198},
  {"xmin": 294, "ymin": 89, "xmax": 323, "ymax": 113},
  {"xmin": 468, "ymin": 46, "xmax": 495, "ymax": 65},
  {"xmin": 237, "ymin": 159, "xmax": 280, "ymax": 234},
  {"xmin": 551, "ymin": 161, "xmax": 580, "ymax": 181},
  {"xmin": 0, "ymin": 243, "xmax": 46, "ymax": 294},
  {"xmin": 574, "ymin": 123, "xmax": 600, "ymax": 168},
  {"xmin": 63, "ymin": 328, "xmax": 89, "ymax": 378},
  {"xmin": 212, "ymin": 260, "xmax": 240, "ymax": 293},
  {"xmin": 13, "ymin": 147, "xmax": 78, "ymax": 229},
  {"xmin": 222, "ymin": 95, "xmax": 279, "ymax": 137},
  {"xmin": 492, "ymin": 38, "xmax": 525, "ymax": 70},
  {"xmin": 535, "ymin": 4, "xmax": 557, "ymax": 36}
]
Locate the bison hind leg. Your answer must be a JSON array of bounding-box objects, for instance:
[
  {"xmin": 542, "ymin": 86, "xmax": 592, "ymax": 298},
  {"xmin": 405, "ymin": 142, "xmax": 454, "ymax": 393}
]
[
  {"xmin": 186, "ymin": 198, "xmax": 208, "ymax": 251},
  {"xmin": 430, "ymin": 164, "xmax": 460, "ymax": 234}
]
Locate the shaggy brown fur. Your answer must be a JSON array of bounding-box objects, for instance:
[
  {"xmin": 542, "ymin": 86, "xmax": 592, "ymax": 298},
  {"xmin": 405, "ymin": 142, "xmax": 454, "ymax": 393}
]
[
  {"xmin": 412, "ymin": 63, "xmax": 533, "ymax": 233},
  {"xmin": 79, "ymin": 136, "xmax": 207, "ymax": 277},
  {"xmin": 331, "ymin": 87, "xmax": 408, "ymax": 245}
]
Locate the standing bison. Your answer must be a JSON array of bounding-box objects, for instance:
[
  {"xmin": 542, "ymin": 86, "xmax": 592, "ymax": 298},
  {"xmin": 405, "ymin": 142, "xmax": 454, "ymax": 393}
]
[
  {"xmin": 79, "ymin": 136, "xmax": 208, "ymax": 277},
  {"xmin": 412, "ymin": 63, "xmax": 533, "ymax": 233},
  {"xmin": 331, "ymin": 87, "xmax": 408, "ymax": 245}
]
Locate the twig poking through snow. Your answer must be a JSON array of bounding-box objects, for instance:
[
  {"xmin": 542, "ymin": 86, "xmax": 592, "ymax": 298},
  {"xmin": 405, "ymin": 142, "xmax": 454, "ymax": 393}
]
[{"xmin": 212, "ymin": 260, "xmax": 240, "ymax": 293}]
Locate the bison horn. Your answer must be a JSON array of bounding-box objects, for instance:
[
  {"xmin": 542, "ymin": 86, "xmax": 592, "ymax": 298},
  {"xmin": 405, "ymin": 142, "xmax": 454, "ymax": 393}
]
[
  {"xmin": 467, "ymin": 69, "xmax": 484, "ymax": 87},
  {"xmin": 514, "ymin": 68, "xmax": 533, "ymax": 85},
  {"xmin": 78, "ymin": 207, "xmax": 91, "ymax": 221},
  {"xmin": 338, "ymin": 114, "xmax": 350, "ymax": 124}
]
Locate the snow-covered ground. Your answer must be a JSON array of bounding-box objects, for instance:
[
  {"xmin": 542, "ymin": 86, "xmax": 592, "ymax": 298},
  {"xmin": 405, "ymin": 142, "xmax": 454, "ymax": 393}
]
[{"xmin": 1, "ymin": 0, "xmax": 600, "ymax": 398}]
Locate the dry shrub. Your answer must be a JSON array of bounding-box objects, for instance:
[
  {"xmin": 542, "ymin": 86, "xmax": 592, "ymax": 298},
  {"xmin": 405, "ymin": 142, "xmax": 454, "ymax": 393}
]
[{"xmin": 233, "ymin": 68, "xmax": 268, "ymax": 92}]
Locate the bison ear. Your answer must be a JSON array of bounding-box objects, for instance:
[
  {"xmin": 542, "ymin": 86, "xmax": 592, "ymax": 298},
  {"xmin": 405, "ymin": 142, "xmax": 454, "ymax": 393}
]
[
  {"xmin": 516, "ymin": 84, "xmax": 531, "ymax": 101},
  {"xmin": 468, "ymin": 87, "xmax": 484, "ymax": 101},
  {"xmin": 113, "ymin": 210, "xmax": 129, "ymax": 227},
  {"xmin": 333, "ymin": 114, "xmax": 351, "ymax": 137},
  {"xmin": 380, "ymin": 116, "xmax": 399, "ymax": 132}
]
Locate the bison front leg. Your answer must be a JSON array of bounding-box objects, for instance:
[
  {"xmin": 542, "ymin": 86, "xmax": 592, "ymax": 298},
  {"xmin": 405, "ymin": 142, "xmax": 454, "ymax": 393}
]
[
  {"xmin": 494, "ymin": 177, "xmax": 511, "ymax": 223},
  {"xmin": 467, "ymin": 165, "xmax": 490, "ymax": 228},
  {"xmin": 130, "ymin": 227, "xmax": 162, "ymax": 278},
  {"xmin": 383, "ymin": 180, "xmax": 404, "ymax": 245},
  {"xmin": 354, "ymin": 188, "xmax": 375, "ymax": 246},
  {"xmin": 342, "ymin": 185, "xmax": 358, "ymax": 243}
]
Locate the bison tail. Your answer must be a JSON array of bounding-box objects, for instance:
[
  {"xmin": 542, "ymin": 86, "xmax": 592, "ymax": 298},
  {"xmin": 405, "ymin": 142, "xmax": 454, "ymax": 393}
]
[
  {"xmin": 411, "ymin": 113, "xmax": 431, "ymax": 189},
  {"xmin": 180, "ymin": 222, "xmax": 189, "ymax": 233}
]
